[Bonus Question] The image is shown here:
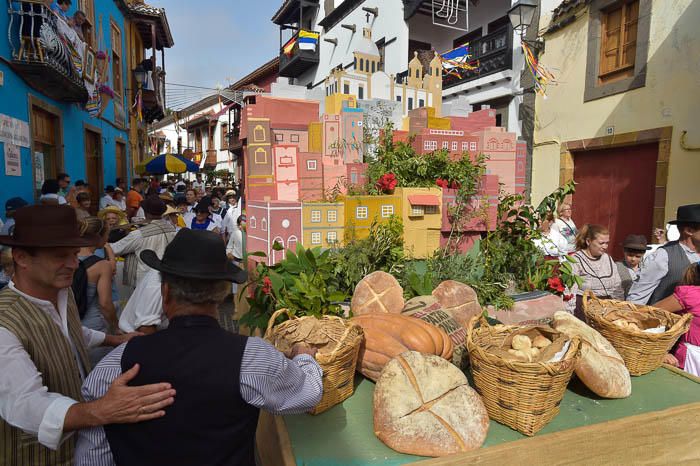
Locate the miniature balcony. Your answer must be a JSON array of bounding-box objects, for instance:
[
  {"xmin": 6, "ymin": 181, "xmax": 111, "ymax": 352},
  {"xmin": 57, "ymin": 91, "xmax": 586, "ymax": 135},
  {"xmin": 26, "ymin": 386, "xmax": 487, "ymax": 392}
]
[
  {"xmin": 442, "ymin": 25, "xmax": 514, "ymax": 90},
  {"xmin": 279, "ymin": 31, "xmax": 320, "ymax": 78},
  {"xmin": 7, "ymin": 1, "xmax": 89, "ymax": 103}
]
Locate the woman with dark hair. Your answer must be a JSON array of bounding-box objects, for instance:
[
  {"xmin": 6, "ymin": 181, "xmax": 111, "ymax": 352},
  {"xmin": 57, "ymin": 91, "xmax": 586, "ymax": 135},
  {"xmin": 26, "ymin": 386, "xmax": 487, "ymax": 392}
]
[
  {"xmin": 39, "ymin": 179, "xmax": 68, "ymax": 205},
  {"xmin": 656, "ymin": 262, "xmax": 700, "ymax": 375},
  {"xmin": 570, "ymin": 224, "xmax": 624, "ymax": 319}
]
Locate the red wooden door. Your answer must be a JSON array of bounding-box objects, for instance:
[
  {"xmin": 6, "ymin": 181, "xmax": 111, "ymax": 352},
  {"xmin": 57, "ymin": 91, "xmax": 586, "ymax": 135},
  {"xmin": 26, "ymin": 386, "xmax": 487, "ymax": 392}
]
[{"xmin": 572, "ymin": 143, "xmax": 657, "ymax": 259}]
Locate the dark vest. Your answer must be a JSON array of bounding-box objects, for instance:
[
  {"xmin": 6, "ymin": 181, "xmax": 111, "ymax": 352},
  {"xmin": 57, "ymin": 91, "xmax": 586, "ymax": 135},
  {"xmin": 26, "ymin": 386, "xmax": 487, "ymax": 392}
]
[
  {"xmin": 616, "ymin": 261, "xmax": 634, "ymax": 299},
  {"xmin": 649, "ymin": 241, "xmax": 692, "ymax": 304},
  {"xmin": 104, "ymin": 315, "xmax": 259, "ymax": 466}
]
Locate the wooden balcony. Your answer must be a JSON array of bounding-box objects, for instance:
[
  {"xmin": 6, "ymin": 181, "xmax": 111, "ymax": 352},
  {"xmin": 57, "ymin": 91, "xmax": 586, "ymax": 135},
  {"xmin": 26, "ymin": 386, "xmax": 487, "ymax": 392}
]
[
  {"xmin": 205, "ymin": 149, "xmax": 217, "ymax": 167},
  {"xmin": 442, "ymin": 25, "xmax": 514, "ymax": 89},
  {"xmin": 279, "ymin": 31, "xmax": 320, "ymax": 78},
  {"xmin": 141, "ymin": 68, "xmax": 166, "ymax": 123},
  {"xmin": 7, "ymin": 1, "xmax": 88, "ymax": 103}
]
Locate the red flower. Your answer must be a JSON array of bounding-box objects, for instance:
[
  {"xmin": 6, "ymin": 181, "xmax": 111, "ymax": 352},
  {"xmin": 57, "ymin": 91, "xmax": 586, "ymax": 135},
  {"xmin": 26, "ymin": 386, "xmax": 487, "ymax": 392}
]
[
  {"xmin": 563, "ymin": 294, "xmax": 574, "ymax": 302},
  {"xmin": 262, "ymin": 276, "xmax": 273, "ymax": 295},
  {"xmin": 377, "ymin": 173, "xmax": 398, "ymax": 193},
  {"xmin": 436, "ymin": 178, "xmax": 448, "ymax": 188},
  {"xmin": 547, "ymin": 277, "xmax": 565, "ymax": 293}
]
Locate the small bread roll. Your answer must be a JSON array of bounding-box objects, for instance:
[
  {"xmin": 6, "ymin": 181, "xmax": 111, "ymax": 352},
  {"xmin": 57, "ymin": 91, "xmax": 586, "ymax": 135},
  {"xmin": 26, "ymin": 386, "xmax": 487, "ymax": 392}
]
[
  {"xmin": 508, "ymin": 349, "xmax": 530, "ymax": 362},
  {"xmin": 613, "ymin": 319, "xmax": 628, "ymax": 328},
  {"xmin": 532, "ymin": 335, "xmax": 552, "ymax": 349},
  {"xmin": 511, "ymin": 335, "xmax": 532, "ymax": 350},
  {"xmin": 627, "ymin": 322, "xmax": 640, "ymax": 332}
]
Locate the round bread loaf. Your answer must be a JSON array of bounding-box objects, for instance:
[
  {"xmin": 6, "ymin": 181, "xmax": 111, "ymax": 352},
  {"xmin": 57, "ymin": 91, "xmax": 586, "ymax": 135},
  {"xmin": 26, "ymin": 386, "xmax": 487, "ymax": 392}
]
[
  {"xmin": 351, "ymin": 271, "xmax": 404, "ymax": 316},
  {"xmin": 432, "ymin": 280, "xmax": 482, "ymax": 328},
  {"xmin": 374, "ymin": 351, "xmax": 489, "ymax": 457},
  {"xmin": 551, "ymin": 311, "xmax": 631, "ymax": 398}
]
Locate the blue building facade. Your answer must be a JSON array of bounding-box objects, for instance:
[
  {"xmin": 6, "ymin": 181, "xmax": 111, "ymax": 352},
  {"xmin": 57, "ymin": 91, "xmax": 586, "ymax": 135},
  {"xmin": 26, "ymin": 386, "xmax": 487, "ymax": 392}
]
[{"xmin": 0, "ymin": 0, "xmax": 131, "ymax": 218}]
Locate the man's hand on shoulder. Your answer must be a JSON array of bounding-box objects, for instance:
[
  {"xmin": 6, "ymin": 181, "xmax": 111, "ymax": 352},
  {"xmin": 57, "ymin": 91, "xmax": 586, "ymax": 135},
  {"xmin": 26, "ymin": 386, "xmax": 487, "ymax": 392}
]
[{"xmin": 103, "ymin": 332, "xmax": 143, "ymax": 347}]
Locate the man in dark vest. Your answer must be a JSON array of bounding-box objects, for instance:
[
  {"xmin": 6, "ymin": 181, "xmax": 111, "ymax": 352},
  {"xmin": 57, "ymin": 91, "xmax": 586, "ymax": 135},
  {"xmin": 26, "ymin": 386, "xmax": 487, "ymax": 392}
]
[
  {"xmin": 0, "ymin": 205, "xmax": 176, "ymax": 466},
  {"xmin": 75, "ymin": 228, "xmax": 323, "ymax": 466},
  {"xmin": 629, "ymin": 204, "xmax": 700, "ymax": 304}
]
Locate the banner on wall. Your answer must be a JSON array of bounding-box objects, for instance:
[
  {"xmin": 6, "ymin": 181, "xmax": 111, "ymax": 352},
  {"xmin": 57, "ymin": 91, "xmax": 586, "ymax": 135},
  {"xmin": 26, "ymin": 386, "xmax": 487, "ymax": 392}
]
[
  {"xmin": 34, "ymin": 152, "xmax": 45, "ymax": 189},
  {"xmin": 0, "ymin": 114, "xmax": 30, "ymax": 148},
  {"xmin": 4, "ymin": 143, "xmax": 21, "ymax": 176}
]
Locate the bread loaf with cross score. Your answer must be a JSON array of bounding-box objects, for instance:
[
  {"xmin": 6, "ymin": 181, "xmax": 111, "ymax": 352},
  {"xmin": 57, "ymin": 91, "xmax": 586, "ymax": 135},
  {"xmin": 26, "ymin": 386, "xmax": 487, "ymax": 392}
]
[{"xmin": 351, "ymin": 271, "xmax": 405, "ymax": 316}]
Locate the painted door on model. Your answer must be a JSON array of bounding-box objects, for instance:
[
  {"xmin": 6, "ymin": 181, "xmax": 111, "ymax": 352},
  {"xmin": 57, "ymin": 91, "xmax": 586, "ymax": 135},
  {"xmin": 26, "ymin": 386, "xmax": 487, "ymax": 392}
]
[
  {"xmin": 84, "ymin": 129, "xmax": 103, "ymax": 215},
  {"xmin": 572, "ymin": 142, "xmax": 658, "ymax": 259}
]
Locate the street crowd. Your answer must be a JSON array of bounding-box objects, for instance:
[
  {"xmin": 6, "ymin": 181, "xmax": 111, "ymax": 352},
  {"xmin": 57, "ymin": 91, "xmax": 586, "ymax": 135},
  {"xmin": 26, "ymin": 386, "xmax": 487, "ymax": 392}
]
[{"xmin": 0, "ymin": 173, "xmax": 324, "ymax": 465}]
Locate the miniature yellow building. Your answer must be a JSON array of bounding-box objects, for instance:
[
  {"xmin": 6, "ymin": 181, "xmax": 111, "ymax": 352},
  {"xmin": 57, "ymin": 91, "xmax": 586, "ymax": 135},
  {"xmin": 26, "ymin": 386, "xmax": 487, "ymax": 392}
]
[
  {"xmin": 343, "ymin": 195, "xmax": 401, "ymax": 241},
  {"xmin": 302, "ymin": 202, "xmax": 345, "ymax": 248},
  {"xmin": 395, "ymin": 187, "xmax": 443, "ymax": 259}
]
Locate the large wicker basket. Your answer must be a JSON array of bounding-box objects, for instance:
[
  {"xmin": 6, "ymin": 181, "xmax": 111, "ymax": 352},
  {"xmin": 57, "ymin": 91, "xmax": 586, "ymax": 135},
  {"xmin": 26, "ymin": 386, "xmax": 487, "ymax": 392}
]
[
  {"xmin": 582, "ymin": 291, "xmax": 692, "ymax": 376},
  {"xmin": 466, "ymin": 316, "xmax": 581, "ymax": 436},
  {"xmin": 265, "ymin": 309, "xmax": 364, "ymax": 415}
]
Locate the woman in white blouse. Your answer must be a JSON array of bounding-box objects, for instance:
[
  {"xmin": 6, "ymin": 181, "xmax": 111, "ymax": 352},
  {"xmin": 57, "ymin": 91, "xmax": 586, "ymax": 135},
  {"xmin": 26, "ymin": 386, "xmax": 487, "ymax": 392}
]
[
  {"xmin": 533, "ymin": 213, "xmax": 569, "ymax": 257},
  {"xmin": 552, "ymin": 203, "xmax": 578, "ymax": 253}
]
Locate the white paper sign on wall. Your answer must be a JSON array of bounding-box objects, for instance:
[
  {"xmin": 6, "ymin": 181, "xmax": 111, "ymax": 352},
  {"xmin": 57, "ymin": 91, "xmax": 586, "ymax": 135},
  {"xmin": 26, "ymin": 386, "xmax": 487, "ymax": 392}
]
[
  {"xmin": 0, "ymin": 114, "xmax": 31, "ymax": 148},
  {"xmin": 4, "ymin": 143, "xmax": 21, "ymax": 176}
]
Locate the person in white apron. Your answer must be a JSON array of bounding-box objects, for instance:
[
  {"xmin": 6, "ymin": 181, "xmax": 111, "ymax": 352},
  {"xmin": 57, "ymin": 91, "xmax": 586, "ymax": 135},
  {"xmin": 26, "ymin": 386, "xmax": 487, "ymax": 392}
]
[{"xmin": 656, "ymin": 262, "xmax": 700, "ymax": 376}]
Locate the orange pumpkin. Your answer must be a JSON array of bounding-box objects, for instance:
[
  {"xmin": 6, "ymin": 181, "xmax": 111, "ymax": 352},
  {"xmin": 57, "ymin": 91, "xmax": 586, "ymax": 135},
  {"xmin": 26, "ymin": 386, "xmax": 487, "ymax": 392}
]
[{"xmin": 350, "ymin": 314, "xmax": 454, "ymax": 381}]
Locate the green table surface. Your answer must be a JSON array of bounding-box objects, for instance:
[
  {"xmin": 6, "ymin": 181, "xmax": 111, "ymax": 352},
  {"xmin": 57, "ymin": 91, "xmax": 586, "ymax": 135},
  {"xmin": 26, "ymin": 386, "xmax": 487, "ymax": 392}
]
[{"xmin": 283, "ymin": 367, "xmax": 700, "ymax": 466}]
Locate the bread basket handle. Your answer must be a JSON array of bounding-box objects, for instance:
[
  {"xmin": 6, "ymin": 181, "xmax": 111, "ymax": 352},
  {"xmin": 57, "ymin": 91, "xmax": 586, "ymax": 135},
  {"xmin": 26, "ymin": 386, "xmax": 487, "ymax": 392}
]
[
  {"xmin": 669, "ymin": 311, "xmax": 693, "ymax": 333},
  {"xmin": 327, "ymin": 316, "xmax": 362, "ymax": 357},
  {"xmin": 264, "ymin": 308, "xmax": 295, "ymax": 340},
  {"xmin": 466, "ymin": 314, "xmax": 489, "ymax": 348}
]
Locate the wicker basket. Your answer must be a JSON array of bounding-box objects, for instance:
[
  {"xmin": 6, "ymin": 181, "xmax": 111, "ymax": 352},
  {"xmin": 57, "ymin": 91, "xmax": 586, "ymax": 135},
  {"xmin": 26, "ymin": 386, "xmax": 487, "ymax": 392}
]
[
  {"xmin": 466, "ymin": 316, "xmax": 581, "ymax": 436},
  {"xmin": 264, "ymin": 309, "xmax": 364, "ymax": 415},
  {"xmin": 582, "ymin": 291, "xmax": 692, "ymax": 376}
]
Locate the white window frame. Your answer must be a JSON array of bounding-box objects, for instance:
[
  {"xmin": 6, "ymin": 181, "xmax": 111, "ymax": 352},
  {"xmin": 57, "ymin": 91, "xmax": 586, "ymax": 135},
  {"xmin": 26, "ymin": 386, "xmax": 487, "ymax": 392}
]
[
  {"xmin": 311, "ymin": 232, "xmax": 322, "ymax": 244},
  {"xmin": 424, "ymin": 205, "xmax": 438, "ymax": 214},
  {"xmin": 462, "ymin": 142, "xmax": 468, "ymax": 151},
  {"xmin": 423, "ymin": 140, "xmax": 432, "ymax": 151},
  {"xmin": 310, "ymin": 210, "xmax": 321, "ymax": 223},
  {"xmin": 327, "ymin": 209, "xmax": 337, "ymax": 223},
  {"xmin": 249, "ymin": 216, "xmax": 257, "ymax": 228},
  {"xmin": 327, "ymin": 231, "xmax": 338, "ymax": 243},
  {"xmin": 410, "ymin": 205, "xmax": 424, "ymax": 217},
  {"xmin": 307, "ymin": 159, "xmax": 317, "ymax": 171},
  {"xmin": 356, "ymin": 206, "xmax": 368, "ymax": 219},
  {"xmin": 442, "ymin": 141, "xmax": 449, "ymax": 150},
  {"xmin": 451, "ymin": 141, "xmax": 458, "ymax": 151},
  {"xmin": 381, "ymin": 205, "xmax": 394, "ymax": 218},
  {"xmin": 261, "ymin": 218, "xmax": 267, "ymax": 231},
  {"xmin": 470, "ymin": 141, "xmax": 477, "ymax": 151}
]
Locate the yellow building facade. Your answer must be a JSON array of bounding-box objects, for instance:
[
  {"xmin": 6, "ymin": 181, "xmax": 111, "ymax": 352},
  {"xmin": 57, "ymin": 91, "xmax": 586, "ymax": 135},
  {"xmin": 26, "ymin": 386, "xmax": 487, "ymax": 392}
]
[
  {"xmin": 302, "ymin": 202, "xmax": 345, "ymax": 248},
  {"xmin": 532, "ymin": 0, "xmax": 700, "ymax": 231},
  {"xmin": 344, "ymin": 195, "xmax": 401, "ymax": 241},
  {"xmin": 395, "ymin": 187, "xmax": 443, "ymax": 259}
]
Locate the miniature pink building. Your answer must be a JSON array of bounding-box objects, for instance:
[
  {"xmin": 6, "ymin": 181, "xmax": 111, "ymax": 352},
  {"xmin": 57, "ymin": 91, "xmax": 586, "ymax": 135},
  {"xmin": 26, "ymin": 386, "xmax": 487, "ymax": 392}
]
[
  {"xmin": 475, "ymin": 127, "xmax": 517, "ymax": 194},
  {"xmin": 412, "ymin": 129, "xmax": 481, "ymax": 161},
  {"xmin": 246, "ymin": 200, "xmax": 302, "ymax": 265},
  {"xmin": 440, "ymin": 174, "xmax": 499, "ymax": 252},
  {"xmin": 273, "ymin": 145, "xmax": 300, "ymax": 201},
  {"xmin": 298, "ymin": 152, "xmax": 324, "ymax": 201},
  {"xmin": 515, "ymin": 140, "xmax": 527, "ymax": 195},
  {"xmin": 346, "ymin": 163, "xmax": 368, "ymax": 190},
  {"xmin": 340, "ymin": 107, "xmax": 364, "ymax": 163}
]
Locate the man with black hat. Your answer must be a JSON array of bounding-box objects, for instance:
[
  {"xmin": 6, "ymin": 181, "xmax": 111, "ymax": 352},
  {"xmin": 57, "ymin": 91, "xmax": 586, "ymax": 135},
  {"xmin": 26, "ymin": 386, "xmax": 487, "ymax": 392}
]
[
  {"xmin": 0, "ymin": 205, "xmax": 176, "ymax": 465},
  {"xmin": 75, "ymin": 229, "xmax": 323, "ymax": 465},
  {"xmin": 110, "ymin": 197, "xmax": 176, "ymax": 288},
  {"xmin": 629, "ymin": 204, "xmax": 700, "ymax": 304},
  {"xmin": 615, "ymin": 234, "xmax": 651, "ymax": 299}
]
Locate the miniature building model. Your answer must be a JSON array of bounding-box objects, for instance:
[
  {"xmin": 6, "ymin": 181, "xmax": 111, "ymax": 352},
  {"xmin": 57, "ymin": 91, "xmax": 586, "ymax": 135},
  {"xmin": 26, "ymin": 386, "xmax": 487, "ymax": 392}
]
[{"xmin": 242, "ymin": 27, "xmax": 520, "ymax": 263}]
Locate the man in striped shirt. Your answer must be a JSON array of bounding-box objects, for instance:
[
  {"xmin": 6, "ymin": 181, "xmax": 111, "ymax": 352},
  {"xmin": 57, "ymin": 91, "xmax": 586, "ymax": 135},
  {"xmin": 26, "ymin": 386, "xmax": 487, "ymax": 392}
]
[{"xmin": 75, "ymin": 228, "xmax": 323, "ymax": 465}]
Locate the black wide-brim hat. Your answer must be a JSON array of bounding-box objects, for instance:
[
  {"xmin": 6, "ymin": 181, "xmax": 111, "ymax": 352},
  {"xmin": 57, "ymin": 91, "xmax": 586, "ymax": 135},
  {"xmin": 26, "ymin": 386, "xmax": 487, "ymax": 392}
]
[
  {"xmin": 141, "ymin": 228, "xmax": 248, "ymax": 283},
  {"xmin": 669, "ymin": 204, "xmax": 700, "ymax": 225},
  {"xmin": 0, "ymin": 205, "xmax": 100, "ymax": 247}
]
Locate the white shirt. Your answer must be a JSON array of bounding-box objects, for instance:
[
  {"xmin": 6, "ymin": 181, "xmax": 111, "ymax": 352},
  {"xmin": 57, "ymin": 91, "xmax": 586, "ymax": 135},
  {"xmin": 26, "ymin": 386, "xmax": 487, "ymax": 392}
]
[
  {"xmin": 0, "ymin": 218, "xmax": 14, "ymax": 235},
  {"xmin": 0, "ymin": 282, "xmax": 105, "ymax": 450},
  {"xmin": 99, "ymin": 194, "xmax": 113, "ymax": 210},
  {"xmin": 39, "ymin": 193, "xmax": 67, "ymax": 205},
  {"xmin": 110, "ymin": 219, "xmax": 176, "ymax": 285},
  {"xmin": 192, "ymin": 181, "xmax": 205, "ymax": 194},
  {"xmin": 118, "ymin": 270, "xmax": 168, "ymax": 333},
  {"xmin": 628, "ymin": 242, "xmax": 700, "ymax": 304},
  {"xmin": 183, "ymin": 213, "xmax": 219, "ymax": 232},
  {"xmin": 226, "ymin": 227, "xmax": 244, "ymax": 260},
  {"xmin": 533, "ymin": 229, "xmax": 569, "ymax": 257},
  {"xmin": 551, "ymin": 218, "xmax": 578, "ymax": 253}
]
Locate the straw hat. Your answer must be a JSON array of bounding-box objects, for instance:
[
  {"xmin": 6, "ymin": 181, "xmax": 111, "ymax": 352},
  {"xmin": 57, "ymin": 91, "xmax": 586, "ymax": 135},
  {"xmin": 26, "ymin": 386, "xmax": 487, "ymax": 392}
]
[{"xmin": 98, "ymin": 206, "xmax": 127, "ymax": 225}]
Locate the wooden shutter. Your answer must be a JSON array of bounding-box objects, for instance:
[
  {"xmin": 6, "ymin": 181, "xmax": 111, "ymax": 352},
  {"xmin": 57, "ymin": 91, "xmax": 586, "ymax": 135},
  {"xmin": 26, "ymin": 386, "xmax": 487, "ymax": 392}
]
[
  {"xmin": 621, "ymin": 0, "xmax": 639, "ymax": 68},
  {"xmin": 111, "ymin": 21, "xmax": 123, "ymax": 96},
  {"xmin": 79, "ymin": 0, "xmax": 96, "ymax": 48},
  {"xmin": 600, "ymin": 6, "xmax": 623, "ymax": 75}
]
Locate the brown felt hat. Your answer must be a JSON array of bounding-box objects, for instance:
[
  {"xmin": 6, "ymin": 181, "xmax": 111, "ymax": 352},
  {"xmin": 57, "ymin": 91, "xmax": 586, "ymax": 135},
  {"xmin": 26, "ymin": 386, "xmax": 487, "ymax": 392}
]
[
  {"xmin": 622, "ymin": 234, "xmax": 650, "ymax": 252},
  {"xmin": 0, "ymin": 205, "xmax": 100, "ymax": 247}
]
